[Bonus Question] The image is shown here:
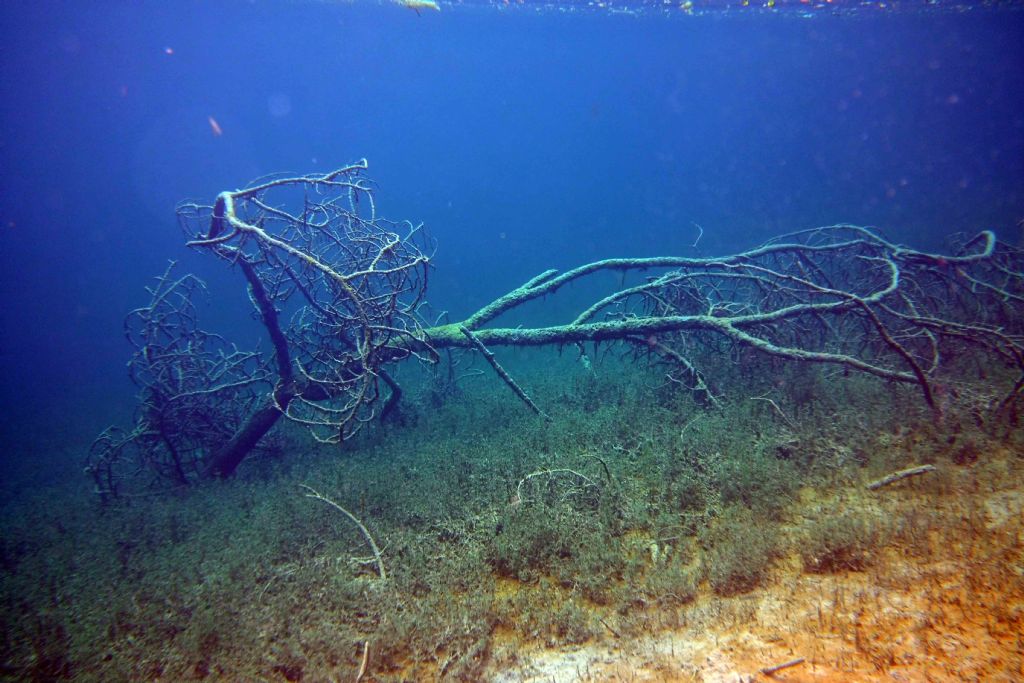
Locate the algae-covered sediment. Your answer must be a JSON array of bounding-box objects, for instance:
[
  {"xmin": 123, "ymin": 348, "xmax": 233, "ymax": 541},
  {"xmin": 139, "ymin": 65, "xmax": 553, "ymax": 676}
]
[{"xmin": 1, "ymin": 353, "xmax": 1021, "ymax": 681}]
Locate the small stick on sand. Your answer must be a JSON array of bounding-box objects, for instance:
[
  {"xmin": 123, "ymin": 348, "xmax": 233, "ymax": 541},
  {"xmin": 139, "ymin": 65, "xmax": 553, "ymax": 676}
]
[
  {"xmin": 760, "ymin": 657, "xmax": 805, "ymax": 676},
  {"xmin": 866, "ymin": 464, "xmax": 937, "ymax": 491},
  {"xmin": 598, "ymin": 617, "xmax": 621, "ymax": 638},
  {"xmin": 354, "ymin": 640, "xmax": 370, "ymax": 682}
]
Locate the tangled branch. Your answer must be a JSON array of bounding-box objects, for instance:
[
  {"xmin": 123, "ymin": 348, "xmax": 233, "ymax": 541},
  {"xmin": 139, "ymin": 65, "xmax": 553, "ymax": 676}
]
[
  {"xmin": 85, "ymin": 264, "xmax": 271, "ymax": 499},
  {"xmin": 175, "ymin": 161, "xmax": 432, "ymax": 476},
  {"xmin": 425, "ymin": 225, "xmax": 1023, "ymax": 417},
  {"xmin": 89, "ymin": 161, "xmax": 1024, "ymax": 495}
]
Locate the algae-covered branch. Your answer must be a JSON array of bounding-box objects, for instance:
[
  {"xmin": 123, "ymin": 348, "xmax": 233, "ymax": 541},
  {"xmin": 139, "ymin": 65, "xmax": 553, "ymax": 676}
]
[{"xmin": 85, "ymin": 162, "xmax": 1024, "ymax": 499}]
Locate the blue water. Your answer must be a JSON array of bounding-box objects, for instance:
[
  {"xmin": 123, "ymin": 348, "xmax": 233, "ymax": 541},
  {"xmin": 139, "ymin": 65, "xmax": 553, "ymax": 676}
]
[{"xmin": 0, "ymin": 1, "xmax": 1022, "ymax": 475}]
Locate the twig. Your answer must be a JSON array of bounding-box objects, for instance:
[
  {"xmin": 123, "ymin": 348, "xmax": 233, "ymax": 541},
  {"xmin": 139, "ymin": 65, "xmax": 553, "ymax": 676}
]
[
  {"xmin": 354, "ymin": 640, "xmax": 370, "ymax": 683},
  {"xmin": 581, "ymin": 453, "xmax": 613, "ymax": 483},
  {"xmin": 459, "ymin": 325, "xmax": 551, "ymax": 420},
  {"xmin": 866, "ymin": 464, "xmax": 937, "ymax": 491},
  {"xmin": 300, "ymin": 485, "xmax": 387, "ymax": 580},
  {"xmin": 691, "ymin": 221, "xmax": 704, "ymax": 248},
  {"xmin": 257, "ymin": 564, "xmax": 299, "ymax": 603},
  {"xmin": 598, "ymin": 617, "xmax": 621, "ymax": 638},
  {"xmin": 751, "ymin": 394, "xmax": 798, "ymax": 430},
  {"xmin": 514, "ymin": 468, "xmax": 599, "ymax": 504},
  {"xmin": 679, "ymin": 414, "xmax": 702, "ymax": 440},
  {"xmin": 760, "ymin": 657, "xmax": 805, "ymax": 676},
  {"xmin": 645, "ymin": 337, "xmax": 720, "ymax": 408}
]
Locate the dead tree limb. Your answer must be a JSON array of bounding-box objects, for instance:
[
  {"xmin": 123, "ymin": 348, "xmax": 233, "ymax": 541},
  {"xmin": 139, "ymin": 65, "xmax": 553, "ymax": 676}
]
[
  {"xmin": 90, "ymin": 162, "xmax": 1024, "ymax": 493},
  {"xmin": 178, "ymin": 161, "xmax": 433, "ymax": 454},
  {"xmin": 86, "ymin": 264, "xmax": 272, "ymax": 497},
  {"xmin": 867, "ymin": 464, "xmax": 937, "ymax": 491}
]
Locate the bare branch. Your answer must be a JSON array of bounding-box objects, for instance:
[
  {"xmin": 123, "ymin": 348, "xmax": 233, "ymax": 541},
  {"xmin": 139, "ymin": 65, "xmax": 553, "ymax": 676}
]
[
  {"xmin": 90, "ymin": 162, "xmax": 1024, "ymax": 495},
  {"xmin": 300, "ymin": 484, "xmax": 386, "ymax": 581},
  {"xmin": 867, "ymin": 465, "xmax": 937, "ymax": 491}
]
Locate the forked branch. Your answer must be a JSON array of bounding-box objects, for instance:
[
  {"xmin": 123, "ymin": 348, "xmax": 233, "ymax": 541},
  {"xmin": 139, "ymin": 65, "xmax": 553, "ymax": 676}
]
[{"xmin": 89, "ymin": 162, "xmax": 1024, "ymax": 496}]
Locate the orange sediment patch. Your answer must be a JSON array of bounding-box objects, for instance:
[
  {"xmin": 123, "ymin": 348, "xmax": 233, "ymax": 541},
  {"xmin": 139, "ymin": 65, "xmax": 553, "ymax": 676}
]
[{"xmin": 483, "ymin": 455, "xmax": 1024, "ymax": 682}]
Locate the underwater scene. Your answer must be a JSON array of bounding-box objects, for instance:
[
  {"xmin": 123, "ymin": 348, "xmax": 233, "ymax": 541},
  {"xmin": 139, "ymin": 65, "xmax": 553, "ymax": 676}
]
[{"xmin": 1, "ymin": 0, "xmax": 1023, "ymax": 681}]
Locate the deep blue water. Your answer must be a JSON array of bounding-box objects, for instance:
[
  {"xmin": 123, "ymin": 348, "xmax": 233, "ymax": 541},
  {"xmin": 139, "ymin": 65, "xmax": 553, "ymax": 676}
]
[{"xmin": 1, "ymin": 1, "xmax": 1022, "ymax": 477}]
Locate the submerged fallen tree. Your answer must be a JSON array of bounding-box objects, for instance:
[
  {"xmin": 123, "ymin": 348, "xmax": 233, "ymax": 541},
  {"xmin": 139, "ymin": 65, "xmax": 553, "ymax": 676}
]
[{"xmin": 86, "ymin": 161, "xmax": 1024, "ymax": 500}]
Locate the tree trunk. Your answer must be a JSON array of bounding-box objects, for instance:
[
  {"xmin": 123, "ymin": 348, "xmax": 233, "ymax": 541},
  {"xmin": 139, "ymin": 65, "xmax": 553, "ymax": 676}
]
[{"xmin": 204, "ymin": 396, "xmax": 288, "ymax": 478}]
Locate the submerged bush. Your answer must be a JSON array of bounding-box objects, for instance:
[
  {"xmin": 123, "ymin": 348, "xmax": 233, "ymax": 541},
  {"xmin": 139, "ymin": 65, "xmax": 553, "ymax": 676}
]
[
  {"xmin": 801, "ymin": 509, "xmax": 883, "ymax": 573},
  {"xmin": 487, "ymin": 504, "xmax": 574, "ymax": 582},
  {"xmin": 641, "ymin": 551, "xmax": 699, "ymax": 606},
  {"xmin": 714, "ymin": 448, "xmax": 800, "ymax": 521},
  {"xmin": 702, "ymin": 506, "xmax": 781, "ymax": 596},
  {"xmin": 548, "ymin": 600, "xmax": 596, "ymax": 645},
  {"xmin": 486, "ymin": 496, "xmax": 625, "ymax": 595}
]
